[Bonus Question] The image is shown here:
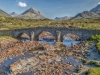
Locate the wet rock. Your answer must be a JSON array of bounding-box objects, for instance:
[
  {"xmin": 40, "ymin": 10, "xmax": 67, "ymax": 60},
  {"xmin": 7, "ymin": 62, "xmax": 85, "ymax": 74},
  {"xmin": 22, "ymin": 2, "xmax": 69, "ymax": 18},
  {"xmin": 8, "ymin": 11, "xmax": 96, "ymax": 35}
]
[
  {"xmin": 0, "ymin": 48, "xmax": 2, "ymax": 51},
  {"xmin": 9, "ymin": 57, "xmax": 39, "ymax": 74}
]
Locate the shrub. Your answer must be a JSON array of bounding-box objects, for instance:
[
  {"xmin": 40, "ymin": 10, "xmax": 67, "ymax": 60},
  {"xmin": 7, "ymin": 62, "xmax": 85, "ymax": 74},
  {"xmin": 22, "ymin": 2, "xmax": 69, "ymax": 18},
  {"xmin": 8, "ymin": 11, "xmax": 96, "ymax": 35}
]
[
  {"xmin": 54, "ymin": 50, "xmax": 63, "ymax": 54},
  {"xmin": 59, "ymin": 43, "xmax": 66, "ymax": 48},
  {"xmin": 81, "ymin": 59, "xmax": 87, "ymax": 64},
  {"xmin": 82, "ymin": 24, "xmax": 85, "ymax": 27},
  {"xmin": 90, "ymin": 34, "xmax": 100, "ymax": 40}
]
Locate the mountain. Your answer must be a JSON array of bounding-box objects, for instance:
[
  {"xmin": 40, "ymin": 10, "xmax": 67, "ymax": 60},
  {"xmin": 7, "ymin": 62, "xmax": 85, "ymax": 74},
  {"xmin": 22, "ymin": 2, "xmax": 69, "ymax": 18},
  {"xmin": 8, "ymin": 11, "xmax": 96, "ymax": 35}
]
[
  {"xmin": 10, "ymin": 12, "xmax": 18, "ymax": 17},
  {"xmin": 74, "ymin": 11, "xmax": 100, "ymax": 19},
  {"xmin": 90, "ymin": 4, "xmax": 100, "ymax": 12},
  {"xmin": 17, "ymin": 7, "xmax": 45, "ymax": 19},
  {"xmin": 0, "ymin": 9, "xmax": 11, "ymax": 17},
  {"xmin": 74, "ymin": 4, "xmax": 100, "ymax": 19},
  {"xmin": 55, "ymin": 16, "xmax": 71, "ymax": 20}
]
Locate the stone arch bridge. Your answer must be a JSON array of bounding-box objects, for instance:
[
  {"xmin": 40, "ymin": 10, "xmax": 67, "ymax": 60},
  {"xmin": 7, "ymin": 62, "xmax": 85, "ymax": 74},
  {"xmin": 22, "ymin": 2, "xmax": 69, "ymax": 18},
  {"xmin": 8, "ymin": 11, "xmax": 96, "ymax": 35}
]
[{"xmin": 0, "ymin": 27, "xmax": 100, "ymax": 42}]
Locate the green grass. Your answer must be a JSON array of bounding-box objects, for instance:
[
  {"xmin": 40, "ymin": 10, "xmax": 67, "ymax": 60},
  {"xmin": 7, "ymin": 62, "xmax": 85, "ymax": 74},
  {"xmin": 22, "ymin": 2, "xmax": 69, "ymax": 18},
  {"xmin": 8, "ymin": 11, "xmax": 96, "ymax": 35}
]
[
  {"xmin": 87, "ymin": 68, "xmax": 100, "ymax": 75},
  {"xmin": 90, "ymin": 34, "xmax": 100, "ymax": 54},
  {"xmin": 96, "ymin": 41, "xmax": 100, "ymax": 54},
  {"xmin": 0, "ymin": 35, "xmax": 13, "ymax": 38},
  {"xmin": 0, "ymin": 17, "xmax": 100, "ymax": 30}
]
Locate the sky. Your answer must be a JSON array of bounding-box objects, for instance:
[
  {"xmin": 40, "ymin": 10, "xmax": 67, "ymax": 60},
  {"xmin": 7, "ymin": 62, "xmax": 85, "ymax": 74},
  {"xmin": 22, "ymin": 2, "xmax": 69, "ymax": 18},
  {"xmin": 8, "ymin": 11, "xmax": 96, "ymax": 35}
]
[{"xmin": 0, "ymin": 0, "xmax": 100, "ymax": 19}]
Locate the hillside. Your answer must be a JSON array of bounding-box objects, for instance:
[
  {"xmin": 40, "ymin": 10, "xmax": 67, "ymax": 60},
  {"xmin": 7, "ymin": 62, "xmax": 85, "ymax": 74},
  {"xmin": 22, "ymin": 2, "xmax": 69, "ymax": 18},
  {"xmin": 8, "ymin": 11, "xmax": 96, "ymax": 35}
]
[{"xmin": 0, "ymin": 9, "xmax": 11, "ymax": 17}]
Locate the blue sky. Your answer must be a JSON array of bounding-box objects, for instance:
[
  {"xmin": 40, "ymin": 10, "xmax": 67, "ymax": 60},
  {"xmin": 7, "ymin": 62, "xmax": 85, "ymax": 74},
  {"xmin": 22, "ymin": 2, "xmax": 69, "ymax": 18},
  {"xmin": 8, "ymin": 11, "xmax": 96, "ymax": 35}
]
[{"xmin": 0, "ymin": 0, "xmax": 100, "ymax": 19}]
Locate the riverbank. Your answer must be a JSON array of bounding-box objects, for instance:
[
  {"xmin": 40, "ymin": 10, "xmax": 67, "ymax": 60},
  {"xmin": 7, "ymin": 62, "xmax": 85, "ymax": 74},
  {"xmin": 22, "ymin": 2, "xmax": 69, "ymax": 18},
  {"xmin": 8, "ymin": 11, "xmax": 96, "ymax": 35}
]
[{"xmin": 0, "ymin": 37, "xmax": 100, "ymax": 75}]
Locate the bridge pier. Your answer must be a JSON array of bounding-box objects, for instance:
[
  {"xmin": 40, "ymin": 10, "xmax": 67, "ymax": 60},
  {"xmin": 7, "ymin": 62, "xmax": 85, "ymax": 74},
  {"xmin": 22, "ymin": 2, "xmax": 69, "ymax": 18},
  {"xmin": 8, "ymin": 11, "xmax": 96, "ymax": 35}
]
[
  {"xmin": 31, "ymin": 31, "xmax": 34, "ymax": 41},
  {"xmin": 56, "ymin": 31, "xmax": 61, "ymax": 42}
]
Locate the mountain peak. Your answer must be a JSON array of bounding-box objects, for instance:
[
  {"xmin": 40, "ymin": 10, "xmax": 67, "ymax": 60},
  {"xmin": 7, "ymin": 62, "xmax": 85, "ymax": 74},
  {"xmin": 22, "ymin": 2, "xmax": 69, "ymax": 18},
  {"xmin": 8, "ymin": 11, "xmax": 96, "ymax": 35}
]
[
  {"xmin": 22, "ymin": 7, "xmax": 40, "ymax": 15},
  {"xmin": 55, "ymin": 16, "xmax": 71, "ymax": 20},
  {"xmin": 17, "ymin": 7, "xmax": 45, "ymax": 19},
  {"xmin": 29, "ymin": 7, "xmax": 37, "ymax": 11},
  {"xmin": 97, "ymin": 3, "xmax": 100, "ymax": 6},
  {"xmin": 29, "ymin": 7, "xmax": 36, "ymax": 10},
  {"xmin": 90, "ymin": 4, "xmax": 100, "ymax": 12},
  {"xmin": 30, "ymin": 7, "xmax": 33, "ymax": 9},
  {"xmin": 12, "ymin": 12, "xmax": 16, "ymax": 14},
  {"xmin": 10, "ymin": 12, "xmax": 18, "ymax": 17}
]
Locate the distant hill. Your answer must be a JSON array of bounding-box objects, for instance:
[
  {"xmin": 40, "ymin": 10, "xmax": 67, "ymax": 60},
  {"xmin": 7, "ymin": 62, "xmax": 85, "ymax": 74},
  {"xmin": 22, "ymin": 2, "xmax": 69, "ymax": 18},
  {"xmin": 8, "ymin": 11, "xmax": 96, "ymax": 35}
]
[
  {"xmin": 55, "ymin": 16, "xmax": 71, "ymax": 20},
  {"xmin": 74, "ymin": 4, "xmax": 100, "ymax": 19},
  {"xmin": 10, "ymin": 12, "xmax": 18, "ymax": 17},
  {"xmin": 0, "ymin": 9, "xmax": 11, "ymax": 17},
  {"xmin": 17, "ymin": 7, "xmax": 45, "ymax": 19}
]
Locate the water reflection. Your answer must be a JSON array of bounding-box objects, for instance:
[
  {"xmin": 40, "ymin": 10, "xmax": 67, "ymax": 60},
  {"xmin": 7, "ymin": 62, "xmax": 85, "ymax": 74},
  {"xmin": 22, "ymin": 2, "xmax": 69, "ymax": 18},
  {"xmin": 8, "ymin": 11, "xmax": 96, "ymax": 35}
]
[
  {"xmin": 21, "ymin": 38, "xmax": 30, "ymax": 42},
  {"xmin": 17, "ymin": 72, "xmax": 33, "ymax": 75},
  {"xmin": 21, "ymin": 37, "xmax": 80, "ymax": 46},
  {"xmin": 63, "ymin": 40, "xmax": 79, "ymax": 46},
  {"xmin": 65, "ymin": 37, "xmax": 74, "ymax": 40},
  {"xmin": 0, "ymin": 54, "xmax": 33, "ymax": 73},
  {"xmin": 39, "ymin": 38, "xmax": 56, "ymax": 45},
  {"xmin": 39, "ymin": 38, "xmax": 80, "ymax": 46}
]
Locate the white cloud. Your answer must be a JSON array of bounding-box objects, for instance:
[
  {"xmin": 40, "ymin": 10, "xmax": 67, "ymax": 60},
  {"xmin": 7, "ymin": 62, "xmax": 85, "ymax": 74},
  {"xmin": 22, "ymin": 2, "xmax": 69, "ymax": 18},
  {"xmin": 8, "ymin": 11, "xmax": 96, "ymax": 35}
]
[
  {"xmin": 18, "ymin": 2, "xmax": 27, "ymax": 7},
  {"xmin": 98, "ymin": 2, "xmax": 100, "ymax": 4}
]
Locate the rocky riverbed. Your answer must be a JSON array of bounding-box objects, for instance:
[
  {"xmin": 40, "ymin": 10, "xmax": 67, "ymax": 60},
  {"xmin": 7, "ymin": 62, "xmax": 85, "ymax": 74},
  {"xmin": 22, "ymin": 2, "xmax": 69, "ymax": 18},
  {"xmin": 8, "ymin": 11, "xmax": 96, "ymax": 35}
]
[{"xmin": 0, "ymin": 38, "xmax": 100, "ymax": 75}]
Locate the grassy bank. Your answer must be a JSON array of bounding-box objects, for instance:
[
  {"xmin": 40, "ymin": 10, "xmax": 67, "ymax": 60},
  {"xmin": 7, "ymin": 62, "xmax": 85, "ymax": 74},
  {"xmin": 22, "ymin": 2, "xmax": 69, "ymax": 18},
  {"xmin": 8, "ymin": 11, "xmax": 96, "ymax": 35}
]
[
  {"xmin": 90, "ymin": 34, "xmax": 100, "ymax": 54},
  {"xmin": 96, "ymin": 41, "xmax": 100, "ymax": 54},
  {"xmin": 0, "ymin": 35, "xmax": 13, "ymax": 38},
  {"xmin": 87, "ymin": 68, "xmax": 100, "ymax": 75},
  {"xmin": 0, "ymin": 17, "xmax": 100, "ymax": 30}
]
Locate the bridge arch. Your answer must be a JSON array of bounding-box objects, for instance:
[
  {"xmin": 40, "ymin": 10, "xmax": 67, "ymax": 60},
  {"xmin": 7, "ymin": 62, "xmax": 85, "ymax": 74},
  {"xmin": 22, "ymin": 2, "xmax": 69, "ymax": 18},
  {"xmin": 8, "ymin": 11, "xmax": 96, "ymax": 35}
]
[
  {"xmin": 63, "ymin": 33, "xmax": 80, "ymax": 40},
  {"xmin": 17, "ymin": 33, "xmax": 30, "ymax": 40},
  {"xmin": 37, "ymin": 31, "xmax": 56, "ymax": 41}
]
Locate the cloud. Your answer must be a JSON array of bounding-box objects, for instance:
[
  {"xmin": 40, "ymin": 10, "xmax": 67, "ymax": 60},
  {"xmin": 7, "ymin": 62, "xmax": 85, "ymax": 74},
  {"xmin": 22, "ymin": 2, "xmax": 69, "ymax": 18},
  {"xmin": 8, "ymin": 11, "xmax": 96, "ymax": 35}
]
[
  {"xmin": 98, "ymin": 2, "xmax": 100, "ymax": 4},
  {"xmin": 18, "ymin": 2, "xmax": 27, "ymax": 7}
]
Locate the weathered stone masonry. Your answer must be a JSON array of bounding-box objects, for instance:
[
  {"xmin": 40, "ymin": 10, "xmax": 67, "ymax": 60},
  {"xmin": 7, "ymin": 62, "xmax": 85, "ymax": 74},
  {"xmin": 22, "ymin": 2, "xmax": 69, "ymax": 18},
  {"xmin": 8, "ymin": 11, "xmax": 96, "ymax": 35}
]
[{"xmin": 0, "ymin": 27, "xmax": 100, "ymax": 42}]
